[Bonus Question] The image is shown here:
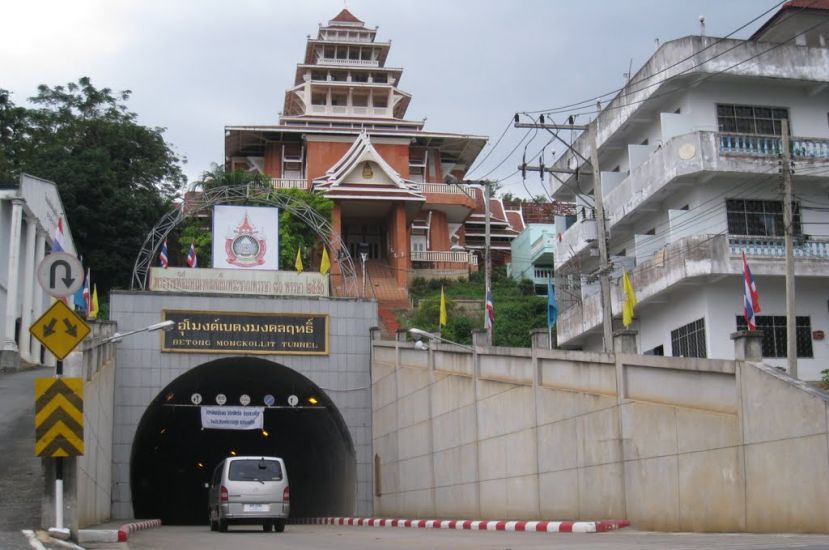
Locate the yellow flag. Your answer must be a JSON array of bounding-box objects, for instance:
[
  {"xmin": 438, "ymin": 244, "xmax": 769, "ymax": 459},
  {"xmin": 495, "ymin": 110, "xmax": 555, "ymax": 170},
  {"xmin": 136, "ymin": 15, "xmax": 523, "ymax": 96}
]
[
  {"xmin": 320, "ymin": 247, "xmax": 331, "ymax": 275},
  {"xmin": 439, "ymin": 286, "xmax": 447, "ymax": 327},
  {"xmin": 89, "ymin": 285, "xmax": 99, "ymax": 319},
  {"xmin": 622, "ymin": 270, "xmax": 637, "ymax": 327},
  {"xmin": 295, "ymin": 247, "xmax": 303, "ymax": 273}
]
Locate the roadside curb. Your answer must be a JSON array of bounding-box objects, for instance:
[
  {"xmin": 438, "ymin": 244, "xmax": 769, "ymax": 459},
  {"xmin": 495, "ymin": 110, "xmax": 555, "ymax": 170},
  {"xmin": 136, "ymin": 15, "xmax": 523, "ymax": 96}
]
[
  {"xmin": 295, "ymin": 517, "xmax": 630, "ymax": 533},
  {"xmin": 77, "ymin": 519, "xmax": 161, "ymax": 543}
]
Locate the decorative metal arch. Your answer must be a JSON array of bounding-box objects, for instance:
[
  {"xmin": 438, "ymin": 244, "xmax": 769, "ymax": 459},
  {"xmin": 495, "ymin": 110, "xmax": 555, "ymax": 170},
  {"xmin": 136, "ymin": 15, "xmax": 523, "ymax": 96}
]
[{"xmin": 131, "ymin": 184, "xmax": 358, "ymax": 297}]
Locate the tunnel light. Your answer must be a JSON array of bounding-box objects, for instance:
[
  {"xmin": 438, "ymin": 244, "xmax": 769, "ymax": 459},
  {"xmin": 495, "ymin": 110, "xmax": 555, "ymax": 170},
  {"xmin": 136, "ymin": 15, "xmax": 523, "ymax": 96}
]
[
  {"xmin": 261, "ymin": 430, "xmax": 269, "ymax": 437},
  {"xmin": 308, "ymin": 396, "xmax": 319, "ymax": 405},
  {"xmin": 159, "ymin": 428, "xmax": 166, "ymax": 435},
  {"xmin": 197, "ymin": 462, "xmax": 204, "ymax": 469},
  {"xmin": 229, "ymin": 450, "xmax": 237, "ymax": 456}
]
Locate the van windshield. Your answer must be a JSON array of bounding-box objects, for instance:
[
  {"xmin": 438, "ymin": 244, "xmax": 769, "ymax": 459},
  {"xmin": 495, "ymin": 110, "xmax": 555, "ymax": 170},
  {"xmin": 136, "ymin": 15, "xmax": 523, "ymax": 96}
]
[{"xmin": 228, "ymin": 460, "xmax": 282, "ymax": 482}]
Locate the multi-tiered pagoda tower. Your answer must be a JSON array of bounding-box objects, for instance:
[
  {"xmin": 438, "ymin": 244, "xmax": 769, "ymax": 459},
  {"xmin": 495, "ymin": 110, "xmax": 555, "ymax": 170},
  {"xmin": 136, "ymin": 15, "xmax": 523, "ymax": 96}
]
[{"xmin": 225, "ymin": 9, "xmax": 520, "ymax": 294}]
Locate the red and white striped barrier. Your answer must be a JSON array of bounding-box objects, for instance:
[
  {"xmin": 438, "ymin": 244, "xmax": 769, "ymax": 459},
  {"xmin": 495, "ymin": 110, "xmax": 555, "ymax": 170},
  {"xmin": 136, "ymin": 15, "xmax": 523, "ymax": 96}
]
[
  {"xmin": 295, "ymin": 517, "xmax": 630, "ymax": 533},
  {"xmin": 118, "ymin": 519, "xmax": 162, "ymax": 542}
]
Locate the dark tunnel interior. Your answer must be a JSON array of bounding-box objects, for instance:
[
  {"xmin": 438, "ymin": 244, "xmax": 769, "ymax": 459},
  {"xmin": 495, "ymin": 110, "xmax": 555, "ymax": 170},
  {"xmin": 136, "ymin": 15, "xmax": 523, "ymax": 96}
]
[{"xmin": 130, "ymin": 357, "xmax": 356, "ymax": 524}]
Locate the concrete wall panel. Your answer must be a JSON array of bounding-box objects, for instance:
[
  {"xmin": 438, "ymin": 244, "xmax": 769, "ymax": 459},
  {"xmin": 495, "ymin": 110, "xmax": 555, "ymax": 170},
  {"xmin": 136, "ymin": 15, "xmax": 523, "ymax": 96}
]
[
  {"xmin": 620, "ymin": 402, "xmax": 677, "ymax": 460},
  {"xmin": 745, "ymin": 435, "xmax": 829, "ymax": 533},
  {"xmin": 740, "ymin": 363, "xmax": 828, "ymax": 444},
  {"xmin": 434, "ymin": 483, "xmax": 477, "ymax": 517},
  {"xmin": 477, "ymin": 385, "xmax": 534, "ymax": 440},
  {"xmin": 626, "ymin": 365, "xmax": 736, "ymax": 413},
  {"xmin": 537, "ymin": 418, "xmax": 578, "ymax": 473},
  {"xmin": 432, "ymin": 405, "xmax": 476, "ymax": 452},
  {"xmin": 433, "ymin": 444, "xmax": 477, "ymax": 487},
  {"xmin": 577, "ymin": 462, "xmax": 625, "ymax": 518},
  {"xmin": 624, "ymin": 455, "xmax": 679, "ymax": 531},
  {"xmin": 538, "ymin": 469, "xmax": 579, "ymax": 518},
  {"xmin": 678, "ymin": 446, "xmax": 744, "ymax": 532},
  {"xmin": 539, "ymin": 359, "xmax": 616, "ymax": 395},
  {"xmin": 431, "ymin": 374, "xmax": 474, "ymax": 417}
]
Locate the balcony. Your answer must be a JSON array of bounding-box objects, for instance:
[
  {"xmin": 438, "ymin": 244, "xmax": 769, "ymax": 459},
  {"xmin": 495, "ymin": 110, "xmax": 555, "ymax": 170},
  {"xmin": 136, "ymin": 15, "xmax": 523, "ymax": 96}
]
[
  {"xmin": 557, "ymin": 233, "xmax": 829, "ymax": 346},
  {"xmin": 719, "ymin": 134, "xmax": 829, "ymax": 159},
  {"xmin": 415, "ymin": 183, "xmax": 477, "ymax": 223},
  {"xmin": 271, "ymin": 178, "xmax": 308, "ymax": 190},
  {"xmin": 530, "ymin": 233, "xmax": 556, "ymax": 264},
  {"xmin": 556, "ymin": 130, "xmax": 829, "ymax": 269},
  {"xmin": 318, "ymin": 57, "xmax": 379, "ymax": 67},
  {"xmin": 556, "ymin": 218, "xmax": 596, "ymax": 267}
]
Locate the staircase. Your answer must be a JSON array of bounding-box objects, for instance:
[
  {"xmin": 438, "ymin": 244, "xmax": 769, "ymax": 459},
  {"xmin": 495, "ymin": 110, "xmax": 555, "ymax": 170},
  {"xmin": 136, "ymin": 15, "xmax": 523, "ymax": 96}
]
[{"xmin": 365, "ymin": 261, "xmax": 410, "ymax": 337}]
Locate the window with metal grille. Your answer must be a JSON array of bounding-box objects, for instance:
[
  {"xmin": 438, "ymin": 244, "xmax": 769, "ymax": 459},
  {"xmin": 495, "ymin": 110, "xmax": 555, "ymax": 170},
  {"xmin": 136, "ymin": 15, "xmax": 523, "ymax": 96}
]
[
  {"xmin": 717, "ymin": 104, "xmax": 789, "ymax": 135},
  {"xmin": 735, "ymin": 315, "xmax": 813, "ymax": 358},
  {"xmin": 726, "ymin": 199, "xmax": 800, "ymax": 237},
  {"xmin": 670, "ymin": 318, "xmax": 707, "ymax": 358}
]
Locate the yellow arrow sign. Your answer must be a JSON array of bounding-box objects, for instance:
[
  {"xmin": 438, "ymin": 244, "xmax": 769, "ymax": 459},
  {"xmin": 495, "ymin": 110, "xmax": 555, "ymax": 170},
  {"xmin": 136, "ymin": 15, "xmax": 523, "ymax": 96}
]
[
  {"xmin": 29, "ymin": 300, "xmax": 90, "ymax": 360},
  {"xmin": 35, "ymin": 377, "xmax": 84, "ymax": 457}
]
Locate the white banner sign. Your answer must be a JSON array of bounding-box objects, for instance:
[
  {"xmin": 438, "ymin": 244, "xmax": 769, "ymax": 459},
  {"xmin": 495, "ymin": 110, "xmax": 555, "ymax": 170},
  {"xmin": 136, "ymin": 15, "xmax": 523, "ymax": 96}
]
[
  {"xmin": 149, "ymin": 267, "xmax": 328, "ymax": 297},
  {"xmin": 201, "ymin": 406, "xmax": 264, "ymax": 430},
  {"xmin": 213, "ymin": 205, "xmax": 280, "ymax": 270}
]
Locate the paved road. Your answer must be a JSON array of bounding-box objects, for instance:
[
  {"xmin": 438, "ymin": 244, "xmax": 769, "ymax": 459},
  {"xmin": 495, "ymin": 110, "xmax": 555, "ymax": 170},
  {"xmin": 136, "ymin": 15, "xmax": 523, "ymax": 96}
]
[
  {"xmin": 82, "ymin": 524, "xmax": 829, "ymax": 550},
  {"xmin": 0, "ymin": 367, "xmax": 51, "ymax": 549}
]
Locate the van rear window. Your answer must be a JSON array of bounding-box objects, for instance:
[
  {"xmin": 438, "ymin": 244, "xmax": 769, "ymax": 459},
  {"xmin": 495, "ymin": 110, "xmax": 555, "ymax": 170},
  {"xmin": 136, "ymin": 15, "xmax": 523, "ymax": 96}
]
[{"xmin": 228, "ymin": 460, "xmax": 282, "ymax": 482}]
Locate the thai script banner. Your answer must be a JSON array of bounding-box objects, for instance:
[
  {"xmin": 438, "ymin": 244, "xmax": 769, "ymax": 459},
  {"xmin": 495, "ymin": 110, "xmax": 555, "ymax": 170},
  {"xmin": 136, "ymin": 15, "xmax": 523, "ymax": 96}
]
[
  {"xmin": 201, "ymin": 406, "xmax": 264, "ymax": 430},
  {"xmin": 149, "ymin": 267, "xmax": 328, "ymax": 297},
  {"xmin": 162, "ymin": 310, "xmax": 329, "ymax": 355}
]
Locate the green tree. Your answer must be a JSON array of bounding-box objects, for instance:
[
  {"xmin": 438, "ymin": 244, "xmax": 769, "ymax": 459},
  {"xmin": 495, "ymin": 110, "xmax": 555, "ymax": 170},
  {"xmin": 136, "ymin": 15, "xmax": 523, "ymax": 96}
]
[{"xmin": 0, "ymin": 78, "xmax": 185, "ymax": 294}]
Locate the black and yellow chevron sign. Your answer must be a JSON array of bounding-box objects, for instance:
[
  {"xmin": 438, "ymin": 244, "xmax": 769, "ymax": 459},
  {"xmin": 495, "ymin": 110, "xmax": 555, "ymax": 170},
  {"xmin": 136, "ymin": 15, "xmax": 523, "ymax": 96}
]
[{"xmin": 35, "ymin": 377, "xmax": 84, "ymax": 457}]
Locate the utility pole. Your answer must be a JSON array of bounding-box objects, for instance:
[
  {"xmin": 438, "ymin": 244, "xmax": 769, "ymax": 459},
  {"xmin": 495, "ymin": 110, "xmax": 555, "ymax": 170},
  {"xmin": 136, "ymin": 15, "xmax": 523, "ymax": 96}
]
[
  {"xmin": 589, "ymin": 121, "xmax": 614, "ymax": 352},
  {"xmin": 515, "ymin": 115, "xmax": 614, "ymax": 352},
  {"xmin": 484, "ymin": 180, "xmax": 492, "ymax": 338},
  {"xmin": 781, "ymin": 119, "xmax": 797, "ymax": 378}
]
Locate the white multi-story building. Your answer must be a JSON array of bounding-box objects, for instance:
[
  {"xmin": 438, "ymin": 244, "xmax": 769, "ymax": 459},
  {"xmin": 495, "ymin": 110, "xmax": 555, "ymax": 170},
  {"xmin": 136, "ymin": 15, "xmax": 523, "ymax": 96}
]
[
  {"xmin": 0, "ymin": 174, "xmax": 76, "ymax": 370},
  {"xmin": 552, "ymin": 2, "xmax": 829, "ymax": 381}
]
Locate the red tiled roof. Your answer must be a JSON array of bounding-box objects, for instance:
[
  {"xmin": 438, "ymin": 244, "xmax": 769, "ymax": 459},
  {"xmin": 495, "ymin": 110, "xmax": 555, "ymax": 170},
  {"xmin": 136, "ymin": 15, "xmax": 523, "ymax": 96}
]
[
  {"xmin": 505, "ymin": 211, "xmax": 526, "ymax": 233},
  {"xmin": 783, "ymin": 0, "xmax": 829, "ymax": 8},
  {"xmin": 332, "ymin": 8, "xmax": 363, "ymax": 23}
]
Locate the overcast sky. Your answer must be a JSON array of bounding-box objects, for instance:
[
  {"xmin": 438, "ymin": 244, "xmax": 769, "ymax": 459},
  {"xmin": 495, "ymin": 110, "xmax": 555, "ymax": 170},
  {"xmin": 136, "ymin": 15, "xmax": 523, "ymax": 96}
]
[{"xmin": 1, "ymin": 0, "xmax": 779, "ymax": 197}]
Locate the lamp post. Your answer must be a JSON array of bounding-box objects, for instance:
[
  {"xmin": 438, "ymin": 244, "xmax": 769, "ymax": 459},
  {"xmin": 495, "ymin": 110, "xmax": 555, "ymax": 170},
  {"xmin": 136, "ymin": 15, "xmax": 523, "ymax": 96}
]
[
  {"xmin": 408, "ymin": 327, "xmax": 473, "ymax": 351},
  {"xmin": 101, "ymin": 320, "xmax": 175, "ymax": 344}
]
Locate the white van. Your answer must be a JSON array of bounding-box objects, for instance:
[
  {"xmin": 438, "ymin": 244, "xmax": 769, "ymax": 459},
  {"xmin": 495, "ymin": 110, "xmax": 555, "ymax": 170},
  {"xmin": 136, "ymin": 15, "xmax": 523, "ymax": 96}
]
[{"xmin": 207, "ymin": 456, "xmax": 290, "ymax": 532}]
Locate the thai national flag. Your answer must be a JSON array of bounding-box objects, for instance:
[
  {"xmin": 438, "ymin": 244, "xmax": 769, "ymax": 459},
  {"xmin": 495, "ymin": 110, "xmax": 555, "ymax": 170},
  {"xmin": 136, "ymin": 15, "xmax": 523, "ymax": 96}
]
[
  {"xmin": 82, "ymin": 268, "xmax": 91, "ymax": 314},
  {"xmin": 485, "ymin": 288, "xmax": 495, "ymax": 329},
  {"xmin": 742, "ymin": 251, "xmax": 761, "ymax": 330},
  {"xmin": 160, "ymin": 240, "xmax": 169, "ymax": 268},
  {"xmin": 186, "ymin": 243, "xmax": 197, "ymax": 268},
  {"xmin": 52, "ymin": 217, "xmax": 66, "ymax": 253}
]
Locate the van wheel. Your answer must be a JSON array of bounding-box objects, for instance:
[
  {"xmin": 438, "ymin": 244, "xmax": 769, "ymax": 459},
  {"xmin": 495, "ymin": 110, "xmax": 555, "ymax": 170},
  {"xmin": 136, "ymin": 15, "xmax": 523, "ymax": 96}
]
[
  {"xmin": 274, "ymin": 519, "xmax": 286, "ymax": 533},
  {"xmin": 262, "ymin": 521, "xmax": 273, "ymax": 532},
  {"xmin": 218, "ymin": 519, "xmax": 228, "ymax": 532}
]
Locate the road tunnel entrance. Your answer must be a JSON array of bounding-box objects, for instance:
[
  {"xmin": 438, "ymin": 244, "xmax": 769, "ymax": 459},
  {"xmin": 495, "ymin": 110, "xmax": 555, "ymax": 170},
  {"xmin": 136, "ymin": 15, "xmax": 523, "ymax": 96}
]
[{"xmin": 130, "ymin": 357, "xmax": 356, "ymax": 524}]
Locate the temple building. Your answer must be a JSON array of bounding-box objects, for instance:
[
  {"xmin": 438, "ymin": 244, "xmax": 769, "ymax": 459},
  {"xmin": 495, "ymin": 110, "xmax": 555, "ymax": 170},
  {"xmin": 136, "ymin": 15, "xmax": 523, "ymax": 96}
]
[{"xmin": 224, "ymin": 9, "xmax": 523, "ymax": 298}]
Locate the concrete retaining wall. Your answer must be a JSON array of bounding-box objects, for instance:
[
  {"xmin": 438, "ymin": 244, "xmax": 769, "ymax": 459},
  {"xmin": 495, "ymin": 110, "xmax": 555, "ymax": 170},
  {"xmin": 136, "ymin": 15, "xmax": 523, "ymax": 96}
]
[
  {"xmin": 371, "ymin": 335, "xmax": 829, "ymax": 532},
  {"xmin": 41, "ymin": 321, "xmax": 118, "ymax": 531}
]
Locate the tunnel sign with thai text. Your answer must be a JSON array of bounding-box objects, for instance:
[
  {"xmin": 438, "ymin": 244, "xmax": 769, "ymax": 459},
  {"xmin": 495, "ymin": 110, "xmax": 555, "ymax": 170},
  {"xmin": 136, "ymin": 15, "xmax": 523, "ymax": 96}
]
[{"xmin": 161, "ymin": 310, "xmax": 328, "ymax": 355}]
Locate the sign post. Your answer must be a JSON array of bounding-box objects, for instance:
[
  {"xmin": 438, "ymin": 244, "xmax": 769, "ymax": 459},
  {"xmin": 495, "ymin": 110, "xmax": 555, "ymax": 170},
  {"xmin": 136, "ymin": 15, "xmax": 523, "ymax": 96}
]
[{"xmin": 32, "ymin": 256, "xmax": 90, "ymax": 538}]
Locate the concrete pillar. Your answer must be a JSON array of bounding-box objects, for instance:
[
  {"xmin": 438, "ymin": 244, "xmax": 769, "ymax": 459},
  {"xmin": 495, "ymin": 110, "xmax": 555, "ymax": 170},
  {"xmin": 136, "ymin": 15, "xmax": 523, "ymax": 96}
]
[
  {"xmin": 613, "ymin": 329, "xmax": 638, "ymax": 354},
  {"xmin": 1, "ymin": 199, "xmax": 24, "ymax": 369},
  {"xmin": 369, "ymin": 326, "xmax": 382, "ymax": 340},
  {"xmin": 530, "ymin": 328, "xmax": 551, "ymax": 349},
  {"xmin": 32, "ymin": 231, "xmax": 46, "ymax": 364},
  {"xmin": 731, "ymin": 330, "xmax": 764, "ymax": 361},
  {"xmin": 472, "ymin": 329, "xmax": 490, "ymax": 347},
  {"xmin": 19, "ymin": 217, "xmax": 37, "ymax": 363},
  {"xmin": 393, "ymin": 204, "xmax": 408, "ymax": 288}
]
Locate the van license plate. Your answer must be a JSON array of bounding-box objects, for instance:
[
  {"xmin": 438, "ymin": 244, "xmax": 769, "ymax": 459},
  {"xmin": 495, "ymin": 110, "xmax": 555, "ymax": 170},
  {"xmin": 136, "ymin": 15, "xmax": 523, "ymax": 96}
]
[{"xmin": 243, "ymin": 504, "xmax": 269, "ymax": 512}]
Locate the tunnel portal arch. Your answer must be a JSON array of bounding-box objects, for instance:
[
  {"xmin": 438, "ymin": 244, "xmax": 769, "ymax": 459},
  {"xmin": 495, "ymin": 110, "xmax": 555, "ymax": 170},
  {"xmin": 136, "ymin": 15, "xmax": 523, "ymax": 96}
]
[{"xmin": 130, "ymin": 357, "xmax": 356, "ymax": 524}]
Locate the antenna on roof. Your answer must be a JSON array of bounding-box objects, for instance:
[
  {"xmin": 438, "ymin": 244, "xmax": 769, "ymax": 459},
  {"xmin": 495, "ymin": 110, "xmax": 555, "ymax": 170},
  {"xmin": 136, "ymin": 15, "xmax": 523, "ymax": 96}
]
[
  {"xmin": 654, "ymin": 38, "xmax": 660, "ymax": 51},
  {"xmin": 699, "ymin": 15, "xmax": 706, "ymax": 37}
]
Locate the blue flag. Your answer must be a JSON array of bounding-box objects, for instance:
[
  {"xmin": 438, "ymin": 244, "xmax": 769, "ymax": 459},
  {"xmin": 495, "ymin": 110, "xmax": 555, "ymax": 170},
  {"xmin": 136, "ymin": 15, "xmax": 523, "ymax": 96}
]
[{"xmin": 547, "ymin": 278, "xmax": 557, "ymax": 328}]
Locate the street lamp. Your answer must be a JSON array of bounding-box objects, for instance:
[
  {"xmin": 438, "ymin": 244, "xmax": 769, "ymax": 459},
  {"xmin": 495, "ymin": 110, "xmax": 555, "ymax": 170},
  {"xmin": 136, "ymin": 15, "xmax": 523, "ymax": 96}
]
[
  {"xmin": 102, "ymin": 320, "xmax": 175, "ymax": 344},
  {"xmin": 408, "ymin": 327, "xmax": 473, "ymax": 351}
]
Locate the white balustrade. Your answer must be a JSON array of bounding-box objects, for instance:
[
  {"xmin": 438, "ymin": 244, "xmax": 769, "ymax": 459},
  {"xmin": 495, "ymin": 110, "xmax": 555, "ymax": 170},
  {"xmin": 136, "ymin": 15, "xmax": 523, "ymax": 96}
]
[
  {"xmin": 729, "ymin": 235, "xmax": 829, "ymax": 258},
  {"xmin": 415, "ymin": 183, "xmax": 474, "ymax": 195},
  {"xmin": 411, "ymin": 250, "xmax": 477, "ymax": 265},
  {"xmin": 270, "ymin": 178, "xmax": 308, "ymax": 190}
]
